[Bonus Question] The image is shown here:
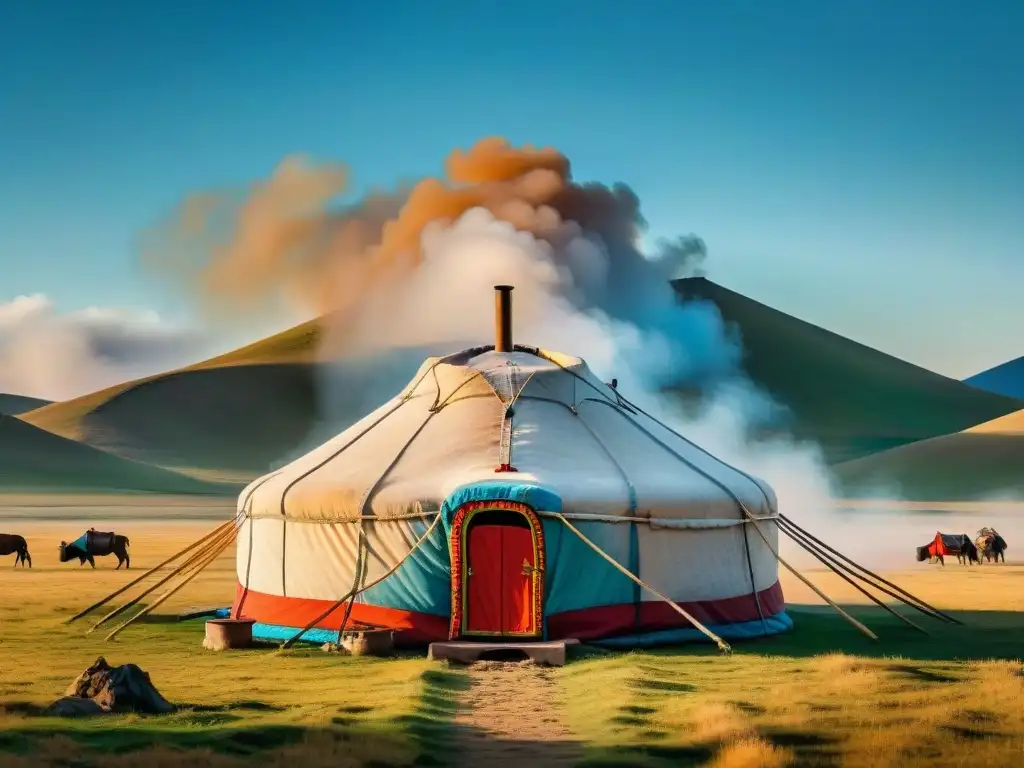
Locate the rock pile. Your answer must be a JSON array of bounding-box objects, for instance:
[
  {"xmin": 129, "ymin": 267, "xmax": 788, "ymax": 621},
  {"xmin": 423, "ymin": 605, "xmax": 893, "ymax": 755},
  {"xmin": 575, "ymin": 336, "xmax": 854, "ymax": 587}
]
[{"xmin": 48, "ymin": 657, "xmax": 175, "ymax": 717}]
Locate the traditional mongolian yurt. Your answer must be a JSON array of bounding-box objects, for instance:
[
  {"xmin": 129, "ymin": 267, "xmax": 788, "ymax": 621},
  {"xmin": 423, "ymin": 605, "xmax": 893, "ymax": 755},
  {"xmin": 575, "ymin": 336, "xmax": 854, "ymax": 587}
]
[{"xmin": 227, "ymin": 286, "xmax": 791, "ymax": 650}]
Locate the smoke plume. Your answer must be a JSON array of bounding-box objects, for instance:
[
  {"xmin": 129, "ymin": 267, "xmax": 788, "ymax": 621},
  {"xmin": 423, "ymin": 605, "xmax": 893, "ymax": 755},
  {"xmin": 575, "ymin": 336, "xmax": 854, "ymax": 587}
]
[
  {"xmin": 141, "ymin": 138, "xmax": 696, "ymax": 335},
  {"xmin": 146, "ymin": 136, "xmax": 965, "ymax": 572}
]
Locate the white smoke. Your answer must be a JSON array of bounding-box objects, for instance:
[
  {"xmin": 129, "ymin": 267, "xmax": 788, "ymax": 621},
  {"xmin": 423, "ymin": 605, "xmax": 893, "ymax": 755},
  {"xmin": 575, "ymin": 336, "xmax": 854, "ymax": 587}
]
[
  {"xmin": 300, "ymin": 205, "xmax": 1024, "ymax": 580},
  {"xmin": 315, "ymin": 208, "xmax": 852, "ymax": 563},
  {"xmin": 0, "ymin": 294, "xmax": 208, "ymax": 402},
  {"xmin": 330, "ymin": 207, "xmax": 735, "ymax": 387}
]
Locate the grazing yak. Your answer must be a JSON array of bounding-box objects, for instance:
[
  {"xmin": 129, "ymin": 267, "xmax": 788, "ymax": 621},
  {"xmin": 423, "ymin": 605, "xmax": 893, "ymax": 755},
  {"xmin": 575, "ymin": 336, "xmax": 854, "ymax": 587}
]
[
  {"xmin": 916, "ymin": 532, "xmax": 978, "ymax": 566},
  {"xmin": 0, "ymin": 534, "xmax": 32, "ymax": 567},
  {"xmin": 975, "ymin": 528, "xmax": 1008, "ymax": 564},
  {"xmin": 60, "ymin": 529, "xmax": 131, "ymax": 569}
]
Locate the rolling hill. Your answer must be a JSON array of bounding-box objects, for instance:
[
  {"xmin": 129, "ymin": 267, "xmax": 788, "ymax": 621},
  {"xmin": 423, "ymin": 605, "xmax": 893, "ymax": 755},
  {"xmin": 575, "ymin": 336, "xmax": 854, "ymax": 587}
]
[
  {"xmin": 0, "ymin": 414, "xmax": 234, "ymax": 494},
  {"xmin": 833, "ymin": 409, "xmax": 1024, "ymax": 501},
  {"xmin": 0, "ymin": 394, "xmax": 52, "ymax": 416},
  {"xmin": 964, "ymin": 356, "xmax": 1024, "ymax": 399},
  {"xmin": 965, "ymin": 410, "xmax": 1024, "ymax": 434},
  {"xmin": 17, "ymin": 277, "xmax": 1022, "ymax": 492},
  {"xmin": 20, "ymin": 320, "xmax": 324, "ymax": 484},
  {"xmin": 672, "ymin": 278, "xmax": 1024, "ymax": 464}
]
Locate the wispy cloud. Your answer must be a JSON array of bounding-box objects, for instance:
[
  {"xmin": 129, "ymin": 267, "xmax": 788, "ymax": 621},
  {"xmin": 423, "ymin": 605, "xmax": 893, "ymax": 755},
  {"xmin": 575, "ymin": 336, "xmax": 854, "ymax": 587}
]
[{"xmin": 0, "ymin": 294, "xmax": 208, "ymax": 401}]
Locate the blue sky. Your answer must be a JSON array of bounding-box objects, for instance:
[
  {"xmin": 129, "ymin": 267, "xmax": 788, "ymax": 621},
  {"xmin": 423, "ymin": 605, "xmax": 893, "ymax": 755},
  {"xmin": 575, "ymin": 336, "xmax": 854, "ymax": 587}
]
[{"xmin": 1, "ymin": 0, "xmax": 1022, "ymax": 379}]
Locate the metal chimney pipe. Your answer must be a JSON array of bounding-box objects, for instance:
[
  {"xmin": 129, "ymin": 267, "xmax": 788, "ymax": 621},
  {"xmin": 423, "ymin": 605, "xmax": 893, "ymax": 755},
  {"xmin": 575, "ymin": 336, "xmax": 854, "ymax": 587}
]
[{"xmin": 494, "ymin": 285, "xmax": 513, "ymax": 352}]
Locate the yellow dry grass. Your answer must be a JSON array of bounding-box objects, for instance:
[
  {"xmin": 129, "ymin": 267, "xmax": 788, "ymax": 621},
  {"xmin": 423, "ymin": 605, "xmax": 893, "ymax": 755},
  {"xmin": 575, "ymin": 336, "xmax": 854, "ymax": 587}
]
[
  {"xmin": 2, "ymin": 517, "xmax": 1023, "ymax": 768},
  {"xmin": 0, "ymin": 522, "xmax": 459, "ymax": 768},
  {"xmin": 560, "ymin": 567, "xmax": 1024, "ymax": 768},
  {"xmin": 707, "ymin": 738, "xmax": 792, "ymax": 768},
  {"xmin": 778, "ymin": 564, "xmax": 1024, "ymax": 613}
]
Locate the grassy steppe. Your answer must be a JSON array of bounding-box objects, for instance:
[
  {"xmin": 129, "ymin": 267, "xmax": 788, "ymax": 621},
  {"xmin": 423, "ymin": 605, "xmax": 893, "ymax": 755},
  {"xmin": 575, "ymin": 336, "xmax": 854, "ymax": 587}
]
[
  {"xmin": 0, "ymin": 522, "xmax": 461, "ymax": 768},
  {"xmin": 1, "ymin": 521, "xmax": 1022, "ymax": 767}
]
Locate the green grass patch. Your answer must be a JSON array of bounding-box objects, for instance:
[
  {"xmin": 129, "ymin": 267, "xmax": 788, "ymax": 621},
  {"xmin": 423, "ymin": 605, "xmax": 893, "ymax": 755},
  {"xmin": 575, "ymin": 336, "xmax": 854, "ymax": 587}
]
[
  {"xmin": 0, "ymin": 606, "xmax": 469, "ymax": 768},
  {"xmin": 557, "ymin": 607, "xmax": 1024, "ymax": 767}
]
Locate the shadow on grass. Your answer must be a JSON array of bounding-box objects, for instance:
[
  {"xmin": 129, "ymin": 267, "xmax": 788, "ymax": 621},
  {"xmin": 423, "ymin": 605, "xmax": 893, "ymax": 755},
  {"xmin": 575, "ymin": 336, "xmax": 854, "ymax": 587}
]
[
  {"xmin": 581, "ymin": 606, "xmax": 1024, "ymax": 664},
  {"xmin": 575, "ymin": 728, "xmax": 842, "ymax": 768},
  {"xmin": 0, "ymin": 719, "xmax": 308, "ymax": 757},
  {"xmin": 0, "ymin": 667, "xmax": 474, "ymax": 768},
  {"xmin": 399, "ymin": 669, "xmax": 470, "ymax": 767}
]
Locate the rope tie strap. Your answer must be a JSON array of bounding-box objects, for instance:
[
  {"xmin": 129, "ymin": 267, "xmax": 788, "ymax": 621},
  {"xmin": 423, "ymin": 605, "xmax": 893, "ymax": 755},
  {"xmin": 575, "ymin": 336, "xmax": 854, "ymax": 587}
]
[
  {"xmin": 280, "ymin": 513, "xmax": 443, "ymax": 649},
  {"xmin": 743, "ymin": 513, "xmax": 879, "ymax": 641},
  {"xmin": 494, "ymin": 361, "xmax": 523, "ymax": 473},
  {"xmin": 87, "ymin": 520, "xmax": 240, "ymax": 635},
  {"xmin": 779, "ymin": 514, "xmax": 960, "ymax": 625},
  {"xmin": 776, "ymin": 518, "xmax": 928, "ymax": 635},
  {"xmin": 554, "ymin": 513, "xmax": 732, "ymax": 654},
  {"xmin": 66, "ymin": 514, "xmax": 241, "ymax": 626},
  {"xmin": 104, "ymin": 527, "xmax": 240, "ymax": 642}
]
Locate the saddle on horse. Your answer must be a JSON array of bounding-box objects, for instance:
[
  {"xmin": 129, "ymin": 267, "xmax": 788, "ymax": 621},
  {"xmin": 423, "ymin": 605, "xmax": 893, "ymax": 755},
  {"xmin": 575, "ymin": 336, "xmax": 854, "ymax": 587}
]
[{"xmin": 86, "ymin": 530, "xmax": 117, "ymax": 552}]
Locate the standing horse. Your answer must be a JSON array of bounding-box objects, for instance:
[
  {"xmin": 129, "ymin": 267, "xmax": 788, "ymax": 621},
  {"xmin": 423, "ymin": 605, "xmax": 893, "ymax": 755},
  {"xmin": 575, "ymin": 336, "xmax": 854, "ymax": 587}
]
[
  {"xmin": 59, "ymin": 529, "xmax": 131, "ymax": 569},
  {"xmin": 0, "ymin": 534, "xmax": 32, "ymax": 567},
  {"xmin": 976, "ymin": 528, "xmax": 1008, "ymax": 564}
]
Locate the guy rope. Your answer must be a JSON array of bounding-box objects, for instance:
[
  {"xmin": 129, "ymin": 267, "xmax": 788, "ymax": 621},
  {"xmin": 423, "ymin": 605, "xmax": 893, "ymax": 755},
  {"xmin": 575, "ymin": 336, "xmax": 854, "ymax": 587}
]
[
  {"xmin": 66, "ymin": 513, "xmax": 243, "ymax": 641},
  {"xmin": 554, "ymin": 513, "xmax": 733, "ymax": 653},
  {"xmin": 280, "ymin": 513, "xmax": 444, "ymax": 650}
]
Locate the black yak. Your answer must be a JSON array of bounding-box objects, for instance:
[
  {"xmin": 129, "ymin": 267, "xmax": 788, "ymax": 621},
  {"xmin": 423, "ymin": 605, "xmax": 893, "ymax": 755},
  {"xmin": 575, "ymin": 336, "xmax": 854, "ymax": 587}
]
[
  {"xmin": 0, "ymin": 534, "xmax": 31, "ymax": 567},
  {"xmin": 60, "ymin": 529, "xmax": 130, "ymax": 569}
]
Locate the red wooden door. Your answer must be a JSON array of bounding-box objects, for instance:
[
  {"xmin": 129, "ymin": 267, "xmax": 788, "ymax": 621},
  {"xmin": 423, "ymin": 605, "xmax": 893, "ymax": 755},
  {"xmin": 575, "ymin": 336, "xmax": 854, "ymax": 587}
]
[
  {"xmin": 466, "ymin": 526, "xmax": 503, "ymax": 633},
  {"xmin": 465, "ymin": 524, "xmax": 536, "ymax": 635},
  {"xmin": 502, "ymin": 526, "xmax": 535, "ymax": 634}
]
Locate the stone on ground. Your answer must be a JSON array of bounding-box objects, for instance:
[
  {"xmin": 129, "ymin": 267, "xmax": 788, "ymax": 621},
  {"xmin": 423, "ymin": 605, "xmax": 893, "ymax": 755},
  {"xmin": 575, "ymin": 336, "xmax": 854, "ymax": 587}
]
[{"xmin": 48, "ymin": 656, "xmax": 175, "ymax": 716}]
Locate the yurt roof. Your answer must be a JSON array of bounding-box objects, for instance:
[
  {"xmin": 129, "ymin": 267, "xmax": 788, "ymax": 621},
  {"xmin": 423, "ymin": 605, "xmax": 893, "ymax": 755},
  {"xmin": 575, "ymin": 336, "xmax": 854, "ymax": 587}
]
[{"xmin": 238, "ymin": 341, "xmax": 777, "ymax": 525}]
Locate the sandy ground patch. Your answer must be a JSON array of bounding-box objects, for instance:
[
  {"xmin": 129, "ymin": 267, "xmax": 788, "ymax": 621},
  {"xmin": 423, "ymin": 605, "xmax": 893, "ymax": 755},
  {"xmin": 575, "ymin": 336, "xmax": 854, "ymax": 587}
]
[{"xmin": 454, "ymin": 661, "xmax": 583, "ymax": 767}]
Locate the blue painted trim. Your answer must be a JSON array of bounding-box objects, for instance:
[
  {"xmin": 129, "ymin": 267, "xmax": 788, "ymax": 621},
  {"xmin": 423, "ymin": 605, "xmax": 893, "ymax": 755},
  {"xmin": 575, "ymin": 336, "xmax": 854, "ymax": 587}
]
[
  {"xmin": 249, "ymin": 611, "xmax": 794, "ymax": 649},
  {"xmin": 440, "ymin": 481, "xmax": 562, "ymax": 537},
  {"xmin": 214, "ymin": 607, "xmax": 231, "ymax": 619},
  {"xmin": 251, "ymin": 622, "xmax": 338, "ymax": 645},
  {"xmin": 590, "ymin": 610, "xmax": 794, "ymax": 649}
]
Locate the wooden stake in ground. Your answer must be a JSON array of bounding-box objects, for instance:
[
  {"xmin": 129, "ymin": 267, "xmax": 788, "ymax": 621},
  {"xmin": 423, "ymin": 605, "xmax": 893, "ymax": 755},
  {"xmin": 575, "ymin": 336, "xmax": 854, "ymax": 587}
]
[
  {"xmin": 281, "ymin": 514, "xmax": 443, "ymax": 649},
  {"xmin": 744, "ymin": 515, "xmax": 879, "ymax": 642},
  {"xmin": 66, "ymin": 517, "xmax": 238, "ymax": 625},
  {"xmin": 776, "ymin": 519, "xmax": 929, "ymax": 635},
  {"xmin": 555, "ymin": 513, "xmax": 732, "ymax": 653},
  {"xmin": 87, "ymin": 521, "xmax": 239, "ymax": 634},
  {"xmin": 104, "ymin": 527, "xmax": 238, "ymax": 642},
  {"xmin": 779, "ymin": 513, "xmax": 962, "ymax": 625}
]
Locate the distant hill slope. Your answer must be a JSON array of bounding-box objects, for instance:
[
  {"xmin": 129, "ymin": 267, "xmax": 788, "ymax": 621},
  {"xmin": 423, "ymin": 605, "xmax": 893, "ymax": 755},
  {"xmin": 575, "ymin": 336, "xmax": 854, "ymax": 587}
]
[
  {"xmin": 20, "ymin": 320, "xmax": 323, "ymax": 484},
  {"xmin": 21, "ymin": 278, "xmax": 1022, "ymax": 490},
  {"xmin": 965, "ymin": 410, "xmax": 1024, "ymax": 434},
  {"xmin": 836, "ymin": 408, "xmax": 1024, "ymax": 501},
  {"xmin": 0, "ymin": 394, "xmax": 52, "ymax": 416},
  {"xmin": 0, "ymin": 414, "xmax": 235, "ymax": 494},
  {"xmin": 832, "ymin": 429, "xmax": 1024, "ymax": 501},
  {"xmin": 964, "ymin": 356, "xmax": 1024, "ymax": 399},
  {"xmin": 673, "ymin": 278, "xmax": 1024, "ymax": 464}
]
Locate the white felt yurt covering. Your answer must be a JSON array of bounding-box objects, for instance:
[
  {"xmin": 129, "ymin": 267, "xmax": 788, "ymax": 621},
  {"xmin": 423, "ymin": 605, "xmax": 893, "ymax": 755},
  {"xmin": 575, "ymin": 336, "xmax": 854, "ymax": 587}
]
[{"xmin": 230, "ymin": 342, "xmax": 791, "ymax": 647}]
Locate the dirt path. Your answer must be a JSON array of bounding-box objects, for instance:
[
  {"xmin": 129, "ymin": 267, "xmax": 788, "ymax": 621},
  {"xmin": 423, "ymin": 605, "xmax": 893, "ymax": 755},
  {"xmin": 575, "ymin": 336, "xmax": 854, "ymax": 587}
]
[{"xmin": 454, "ymin": 661, "xmax": 584, "ymax": 767}]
